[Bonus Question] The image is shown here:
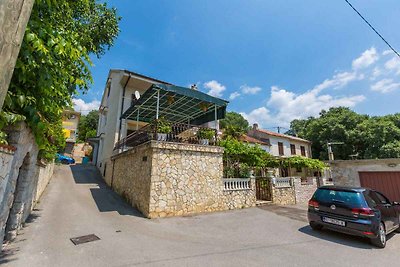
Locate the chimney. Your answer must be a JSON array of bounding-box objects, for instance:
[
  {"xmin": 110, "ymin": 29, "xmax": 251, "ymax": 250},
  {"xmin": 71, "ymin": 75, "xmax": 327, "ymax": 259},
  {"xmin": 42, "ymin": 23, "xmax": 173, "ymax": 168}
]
[{"xmin": 253, "ymin": 123, "xmax": 258, "ymax": 130}]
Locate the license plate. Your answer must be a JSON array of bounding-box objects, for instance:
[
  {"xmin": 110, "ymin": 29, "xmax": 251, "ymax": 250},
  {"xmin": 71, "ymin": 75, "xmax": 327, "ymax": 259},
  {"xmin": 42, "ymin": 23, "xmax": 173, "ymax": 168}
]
[{"xmin": 322, "ymin": 217, "xmax": 346, "ymax": 226}]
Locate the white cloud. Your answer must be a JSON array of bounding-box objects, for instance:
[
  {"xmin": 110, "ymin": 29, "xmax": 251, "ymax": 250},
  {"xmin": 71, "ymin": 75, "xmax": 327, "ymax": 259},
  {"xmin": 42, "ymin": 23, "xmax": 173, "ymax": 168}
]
[
  {"xmin": 384, "ymin": 57, "xmax": 400, "ymax": 75},
  {"xmin": 240, "ymin": 107, "xmax": 271, "ymax": 127},
  {"xmin": 242, "ymin": 86, "xmax": 365, "ymax": 128},
  {"xmin": 352, "ymin": 47, "xmax": 379, "ymax": 69},
  {"xmin": 229, "ymin": 91, "xmax": 241, "ymax": 100},
  {"xmin": 239, "ymin": 47, "xmax": 400, "ymax": 128},
  {"xmin": 371, "ymin": 79, "xmax": 400, "ymax": 93},
  {"xmin": 72, "ymin": 98, "xmax": 100, "ymax": 115},
  {"xmin": 204, "ymin": 80, "xmax": 226, "ymax": 97},
  {"xmin": 312, "ymin": 71, "xmax": 361, "ymax": 93},
  {"xmin": 382, "ymin": 50, "xmax": 393, "ymax": 56},
  {"xmin": 371, "ymin": 67, "xmax": 382, "ymax": 80},
  {"xmin": 240, "ymin": 85, "xmax": 262, "ymax": 95}
]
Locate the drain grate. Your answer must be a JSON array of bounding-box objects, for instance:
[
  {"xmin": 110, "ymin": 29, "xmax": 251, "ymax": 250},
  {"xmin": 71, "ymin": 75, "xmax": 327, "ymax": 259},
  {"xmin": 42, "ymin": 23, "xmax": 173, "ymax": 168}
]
[{"xmin": 70, "ymin": 234, "xmax": 100, "ymax": 245}]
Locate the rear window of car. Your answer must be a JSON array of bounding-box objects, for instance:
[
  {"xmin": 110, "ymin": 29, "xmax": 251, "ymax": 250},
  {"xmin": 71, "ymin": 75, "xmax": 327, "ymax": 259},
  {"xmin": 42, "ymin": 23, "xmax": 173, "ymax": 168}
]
[{"xmin": 313, "ymin": 188, "xmax": 363, "ymax": 206}]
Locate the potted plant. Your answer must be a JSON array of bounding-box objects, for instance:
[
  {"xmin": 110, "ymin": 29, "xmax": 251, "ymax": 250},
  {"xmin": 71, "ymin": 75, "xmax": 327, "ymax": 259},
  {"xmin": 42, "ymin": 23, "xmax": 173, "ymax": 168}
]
[
  {"xmin": 153, "ymin": 117, "xmax": 172, "ymax": 141},
  {"xmin": 197, "ymin": 128, "xmax": 215, "ymax": 145}
]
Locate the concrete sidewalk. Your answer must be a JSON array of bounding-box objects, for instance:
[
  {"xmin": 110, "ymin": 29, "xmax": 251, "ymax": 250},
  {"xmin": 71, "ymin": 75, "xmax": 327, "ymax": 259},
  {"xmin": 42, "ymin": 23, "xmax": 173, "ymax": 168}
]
[{"xmin": 2, "ymin": 164, "xmax": 400, "ymax": 267}]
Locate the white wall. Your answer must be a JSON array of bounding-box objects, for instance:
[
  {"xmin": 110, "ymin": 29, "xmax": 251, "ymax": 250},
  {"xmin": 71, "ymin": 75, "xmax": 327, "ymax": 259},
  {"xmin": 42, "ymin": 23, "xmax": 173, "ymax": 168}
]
[
  {"xmin": 268, "ymin": 136, "xmax": 311, "ymax": 158},
  {"xmin": 97, "ymin": 71, "xmax": 124, "ymax": 174}
]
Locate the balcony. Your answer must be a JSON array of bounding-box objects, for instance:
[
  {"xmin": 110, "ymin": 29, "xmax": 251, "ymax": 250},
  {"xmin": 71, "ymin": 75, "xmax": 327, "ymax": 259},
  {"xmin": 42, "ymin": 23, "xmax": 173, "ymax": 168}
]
[{"xmin": 114, "ymin": 122, "xmax": 218, "ymax": 151}]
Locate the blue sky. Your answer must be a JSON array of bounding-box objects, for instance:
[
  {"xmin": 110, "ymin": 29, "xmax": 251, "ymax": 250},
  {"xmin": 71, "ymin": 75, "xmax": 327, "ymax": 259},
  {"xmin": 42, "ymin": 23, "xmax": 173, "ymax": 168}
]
[{"xmin": 73, "ymin": 0, "xmax": 400, "ymax": 130}]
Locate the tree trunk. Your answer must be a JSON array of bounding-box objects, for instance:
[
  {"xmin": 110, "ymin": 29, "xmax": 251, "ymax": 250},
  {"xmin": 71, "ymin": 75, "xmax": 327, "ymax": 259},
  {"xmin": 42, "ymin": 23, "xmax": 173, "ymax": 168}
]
[{"xmin": 0, "ymin": 0, "xmax": 35, "ymax": 110}]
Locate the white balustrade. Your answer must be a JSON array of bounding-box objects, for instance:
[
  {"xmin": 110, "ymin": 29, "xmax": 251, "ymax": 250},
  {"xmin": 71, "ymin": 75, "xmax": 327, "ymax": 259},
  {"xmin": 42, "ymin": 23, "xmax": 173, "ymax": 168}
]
[
  {"xmin": 274, "ymin": 177, "xmax": 292, "ymax": 188},
  {"xmin": 223, "ymin": 178, "xmax": 251, "ymax": 191}
]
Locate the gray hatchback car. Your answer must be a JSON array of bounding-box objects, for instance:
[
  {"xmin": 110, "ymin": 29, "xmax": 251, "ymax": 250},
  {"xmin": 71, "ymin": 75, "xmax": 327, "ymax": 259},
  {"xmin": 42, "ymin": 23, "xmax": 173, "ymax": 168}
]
[{"xmin": 308, "ymin": 186, "xmax": 400, "ymax": 248}]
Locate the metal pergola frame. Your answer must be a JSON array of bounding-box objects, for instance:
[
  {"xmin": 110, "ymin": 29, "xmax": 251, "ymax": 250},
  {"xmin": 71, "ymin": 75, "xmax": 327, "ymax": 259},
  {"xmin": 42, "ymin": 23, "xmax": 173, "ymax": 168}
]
[{"xmin": 121, "ymin": 84, "xmax": 228, "ymax": 126}]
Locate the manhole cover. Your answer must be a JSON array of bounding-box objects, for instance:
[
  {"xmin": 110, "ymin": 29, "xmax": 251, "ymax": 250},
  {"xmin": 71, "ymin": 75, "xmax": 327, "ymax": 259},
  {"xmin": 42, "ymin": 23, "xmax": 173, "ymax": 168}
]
[{"xmin": 70, "ymin": 234, "xmax": 100, "ymax": 245}]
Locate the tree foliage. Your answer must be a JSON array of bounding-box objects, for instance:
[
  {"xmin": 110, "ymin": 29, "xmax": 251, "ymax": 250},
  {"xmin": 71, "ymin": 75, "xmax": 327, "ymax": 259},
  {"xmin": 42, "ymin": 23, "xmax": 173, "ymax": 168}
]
[
  {"xmin": 0, "ymin": 0, "xmax": 120, "ymax": 160},
  {"xmin": 219, "ymin": 137, "xmax": 326, "ymax": 177},
  {"xmin": 288, "ymin": 107, "xmax": 400, "ymax": 160},
  {"xmin": 77, "ymin": 110, "xmax": 99, "ymax": 142},
  {"xmin": 220, "ymin": 112, "xmax": 250, "ymax": 138}
]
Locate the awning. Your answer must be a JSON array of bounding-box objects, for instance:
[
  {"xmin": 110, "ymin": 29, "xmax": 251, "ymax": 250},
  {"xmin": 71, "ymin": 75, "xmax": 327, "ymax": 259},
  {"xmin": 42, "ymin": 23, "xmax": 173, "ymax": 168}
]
[{"xmin": 121, "ymin": 84, "xmax": 229, "ymax": 125}]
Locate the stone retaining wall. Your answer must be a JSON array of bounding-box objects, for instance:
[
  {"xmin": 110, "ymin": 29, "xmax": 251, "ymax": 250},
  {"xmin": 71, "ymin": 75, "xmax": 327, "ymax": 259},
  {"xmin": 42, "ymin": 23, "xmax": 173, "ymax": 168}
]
[
  {"xmin": 111, "ymin": 143, "xmax": 153, "ymax": 216},
  {"xmin": 294, "ymin": 177, "xmax": 318, "ymax": 204},
  {"xmin": 0, "ymin": 123, "xmax": 54, "ymax": 244},
  {"xmin": 110, "ymin": 141, "xmax": 256, "ymax": 218},
  {"xmin": 34, "ymin": 162, "xmax": 55, "ymax": 204},
  {"xmin": 271, "ymin": 186, "xmax": 296, "ymax": 205}
]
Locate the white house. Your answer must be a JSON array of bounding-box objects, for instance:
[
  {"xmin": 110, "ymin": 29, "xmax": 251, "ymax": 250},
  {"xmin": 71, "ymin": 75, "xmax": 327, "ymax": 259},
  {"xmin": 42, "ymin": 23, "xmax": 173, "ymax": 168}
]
[
  {"xmin": 247, "ymin": 123, "xmax": 312, "ymax": 158},
  {"xmin": 96, "ymin": 69, "xmax": 172, "ymax": 176},
  {"xmin": 246, "ymin": 123, "xmax": 313, "ymax": 177}
]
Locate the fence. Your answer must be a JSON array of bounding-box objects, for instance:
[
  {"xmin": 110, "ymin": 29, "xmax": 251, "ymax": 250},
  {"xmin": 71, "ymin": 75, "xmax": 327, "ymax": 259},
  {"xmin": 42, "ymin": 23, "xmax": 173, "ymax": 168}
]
[
  {"xmin": 223, "ymin": 178, "xmax": 252, "ymax": 191},
  {"xmin": 114, "ymin": 122, "xmax": 218, "ymax": 151},
  {"xmin": 274, "ymin": 177, "xmax": 292, "ymax": 188}
]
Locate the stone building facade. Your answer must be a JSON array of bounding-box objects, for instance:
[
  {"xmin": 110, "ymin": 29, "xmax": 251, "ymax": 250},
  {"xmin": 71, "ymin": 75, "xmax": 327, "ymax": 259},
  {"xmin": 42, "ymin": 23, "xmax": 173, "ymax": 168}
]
[
  {"xmin": 329, "ymin": 158, "xmax": 400, "ymax": 186},
  {"xmin": 0, "ymin": 123, "xmax": 54, "ymax": 243},
  {"xmin": 108, "ymin": 141, "xmax": 256, "ymax": 218}
]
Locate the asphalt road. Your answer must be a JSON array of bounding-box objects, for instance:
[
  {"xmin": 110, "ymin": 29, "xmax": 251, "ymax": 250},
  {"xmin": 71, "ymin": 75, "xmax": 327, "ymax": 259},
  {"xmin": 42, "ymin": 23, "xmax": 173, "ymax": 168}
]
[{"xmin": 2, "ymin": 164, "xmax": 400, "ymax": 267}]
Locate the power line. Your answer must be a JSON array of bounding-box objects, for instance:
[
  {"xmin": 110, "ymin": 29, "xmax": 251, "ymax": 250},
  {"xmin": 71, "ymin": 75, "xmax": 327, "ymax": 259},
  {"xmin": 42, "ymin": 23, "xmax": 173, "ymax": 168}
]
[{"xmin": 344, "ymin": 0, "xmax": 400, "ymax": 59}]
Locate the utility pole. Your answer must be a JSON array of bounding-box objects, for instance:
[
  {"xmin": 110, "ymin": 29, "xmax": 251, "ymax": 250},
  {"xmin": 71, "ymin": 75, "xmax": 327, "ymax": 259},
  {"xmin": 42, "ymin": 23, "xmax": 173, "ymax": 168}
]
[
  {"xmin": 327, "ymin": 142, "xmax": 344, "ymax": 161},
  {"xmin": 0, "ymin": 0, "xmax": 35, "ymax": 110}
]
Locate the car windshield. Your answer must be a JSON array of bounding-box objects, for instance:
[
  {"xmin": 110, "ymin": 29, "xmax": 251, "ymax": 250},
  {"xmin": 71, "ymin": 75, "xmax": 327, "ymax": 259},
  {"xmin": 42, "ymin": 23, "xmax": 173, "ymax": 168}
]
[{"xmin": 314, "ymin": 189, "xmax": 363, "ymax": 206}]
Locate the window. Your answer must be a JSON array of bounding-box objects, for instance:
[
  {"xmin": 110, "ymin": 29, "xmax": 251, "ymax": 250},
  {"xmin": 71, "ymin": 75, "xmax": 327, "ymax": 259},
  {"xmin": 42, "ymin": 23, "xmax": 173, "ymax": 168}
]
[
  {"xmin": 314, "ymin": 189, "xmax": 363, "ymax": 206},
  {"xmin": 278, "ymin": 142, "xmax": 284, "ymax": 156},
  {"xmin": 290, "ymin": 144, "xmax": 296, "ymax": 155},
  {"xmin": 300, "ymin": 146, "xmax": 306, "ymax": 156}
]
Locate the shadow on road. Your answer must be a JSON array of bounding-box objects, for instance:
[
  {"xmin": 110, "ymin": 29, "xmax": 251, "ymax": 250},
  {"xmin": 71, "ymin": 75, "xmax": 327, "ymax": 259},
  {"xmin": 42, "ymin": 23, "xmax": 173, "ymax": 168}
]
[
  {"xmin": 258, "ymin": 204, "xmax": 308, "ymax": 223},
  {"xmin": 70, "ymin": 164, "xmax": 144, "ymax": 218},
  {"xmin": 0, "ymin": 212, "xmax": 40, "ymax": 264},
  {"xmin": 299, "ymin": 225, "xmax": 396, "ymax": 249}
]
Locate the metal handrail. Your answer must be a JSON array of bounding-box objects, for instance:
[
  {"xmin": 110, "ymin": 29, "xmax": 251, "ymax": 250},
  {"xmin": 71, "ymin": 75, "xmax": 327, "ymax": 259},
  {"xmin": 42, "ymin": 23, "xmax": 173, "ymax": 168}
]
[{"xmin": 114, "ymin": 121, "xmax": 218, "ymax": 151}]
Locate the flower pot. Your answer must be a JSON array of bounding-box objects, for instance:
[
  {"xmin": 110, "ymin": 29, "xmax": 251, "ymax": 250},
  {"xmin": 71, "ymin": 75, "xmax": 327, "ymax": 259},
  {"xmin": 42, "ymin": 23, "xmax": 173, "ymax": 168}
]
[
  {"xmin": 199, "ymin": 139, "xmax": 209, "ymax": 145},
  {"xmin": 157, "ymin": 133, "xmax": 168, "ymax": 141}
]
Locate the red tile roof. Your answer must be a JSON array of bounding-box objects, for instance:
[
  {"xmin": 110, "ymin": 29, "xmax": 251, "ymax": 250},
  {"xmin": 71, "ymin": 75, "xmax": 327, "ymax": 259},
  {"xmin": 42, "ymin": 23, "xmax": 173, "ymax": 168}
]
[
  {"xmin": 239, "ymin": 134, "xmax": 271, "ymax": 146},
  {"xmin": 254, "ymin": 128, "xmax": 311, "ymax": 143}
]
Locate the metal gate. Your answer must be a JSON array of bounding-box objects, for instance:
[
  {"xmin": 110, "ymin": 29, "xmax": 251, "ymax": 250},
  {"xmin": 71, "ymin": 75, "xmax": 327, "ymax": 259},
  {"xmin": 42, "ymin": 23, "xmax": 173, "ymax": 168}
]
[
  {"xmin": 359, "ymin": 171, "xmax": 400, "ymax": 202},
  {"xmin": 255, "ymin": 178, "xmax": 272, "ymax": 201}
]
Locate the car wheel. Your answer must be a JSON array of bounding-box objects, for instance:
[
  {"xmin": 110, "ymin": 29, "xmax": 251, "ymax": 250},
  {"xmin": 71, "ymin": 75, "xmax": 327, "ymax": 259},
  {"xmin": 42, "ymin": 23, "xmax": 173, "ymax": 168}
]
[
  {"xmin": 61, "ymin": 159, "xmax": 68, "ymax": 165},
  {"xmin": 371, "ymin": 222, "xmax": 386, "ymax": 248},
  {"xmin": 310, "ymin": 222, "xmax": 322, "ymax": 231}
]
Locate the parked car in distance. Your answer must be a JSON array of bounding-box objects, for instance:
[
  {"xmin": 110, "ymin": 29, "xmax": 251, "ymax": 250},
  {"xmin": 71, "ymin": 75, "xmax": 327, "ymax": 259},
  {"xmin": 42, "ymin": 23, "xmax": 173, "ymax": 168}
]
[
  {"xmin": 308, "ymin": 186, "xmax": 400, "ymax": 248},
  {"xmin": 56, "ymin": 153, "xmax": 75, "ymax": 165}
]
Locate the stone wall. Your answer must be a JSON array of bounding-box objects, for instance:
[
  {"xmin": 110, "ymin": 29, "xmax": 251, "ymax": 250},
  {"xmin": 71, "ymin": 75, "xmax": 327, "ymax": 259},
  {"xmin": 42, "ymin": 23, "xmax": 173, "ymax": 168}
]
[
  {"xmin": 110, "ymin": 141, "xmax": 256, "ymax": 218},
  {"xmin": 271, "ymin": 186, "xmax": 296, "ymax": 205},
  {"xmin": 329, "ymin": 158, "xmax": 400, "ymax": 186},
  {"xmin": 222, "ymin": 182, "xmax": 256, "ymax": 210},
  {"xmin": 0, "ymin": 123, "xmax": 53, "ymax": 244},
  {"xmin": 294, "ymin": 177, "xmax": 317, "ymax": 203},
  {"xmin": 111, "ymin": 143, "xmax": 153, "ymax": 216},
  {"xmin": 34, "ymin": 162, "xmax": 55, "ymax": 204}
]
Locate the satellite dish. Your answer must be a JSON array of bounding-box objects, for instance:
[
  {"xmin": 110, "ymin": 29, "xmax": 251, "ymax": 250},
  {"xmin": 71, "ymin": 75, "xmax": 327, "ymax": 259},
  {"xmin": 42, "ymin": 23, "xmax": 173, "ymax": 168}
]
[{"xmin": 134, "ymin": 91, "xmax": 141, "ymax": 100}]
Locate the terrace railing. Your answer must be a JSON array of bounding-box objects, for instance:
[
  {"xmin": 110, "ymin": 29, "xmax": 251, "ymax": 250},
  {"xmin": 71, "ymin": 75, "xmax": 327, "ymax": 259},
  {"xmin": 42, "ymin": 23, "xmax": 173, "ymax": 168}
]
[
  {"xmin": 223, "ymin": 178, "xmax": 252, "ymax": 191},
  {"xmin": 114, "ymin": 122, "xmax": 218, "ymax": 151}
]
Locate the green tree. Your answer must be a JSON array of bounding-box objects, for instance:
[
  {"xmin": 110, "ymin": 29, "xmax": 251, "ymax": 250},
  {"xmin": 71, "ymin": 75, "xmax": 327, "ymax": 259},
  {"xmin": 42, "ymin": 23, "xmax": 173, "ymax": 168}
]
[
  {"xmin": 0, "ymin": 0, "xmax": 120, "ymax": 160},
  {"xmin": 288, "ymin": 107, "xmax": 400, "ymax": 160},
  {"xmin": 219, "ymin": 111, "xmax": 250, "ymax": 138},
  {"xmin": 78, "ymin": 110, "xmax": 99, "ymax": 142}
]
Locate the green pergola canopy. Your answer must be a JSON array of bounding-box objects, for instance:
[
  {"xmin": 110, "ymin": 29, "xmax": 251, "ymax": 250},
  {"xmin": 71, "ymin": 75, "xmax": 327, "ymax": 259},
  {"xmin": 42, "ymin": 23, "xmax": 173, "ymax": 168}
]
[{"xmin": 121, "ymin": 84, "xmax": 228, "ymax": 125}]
